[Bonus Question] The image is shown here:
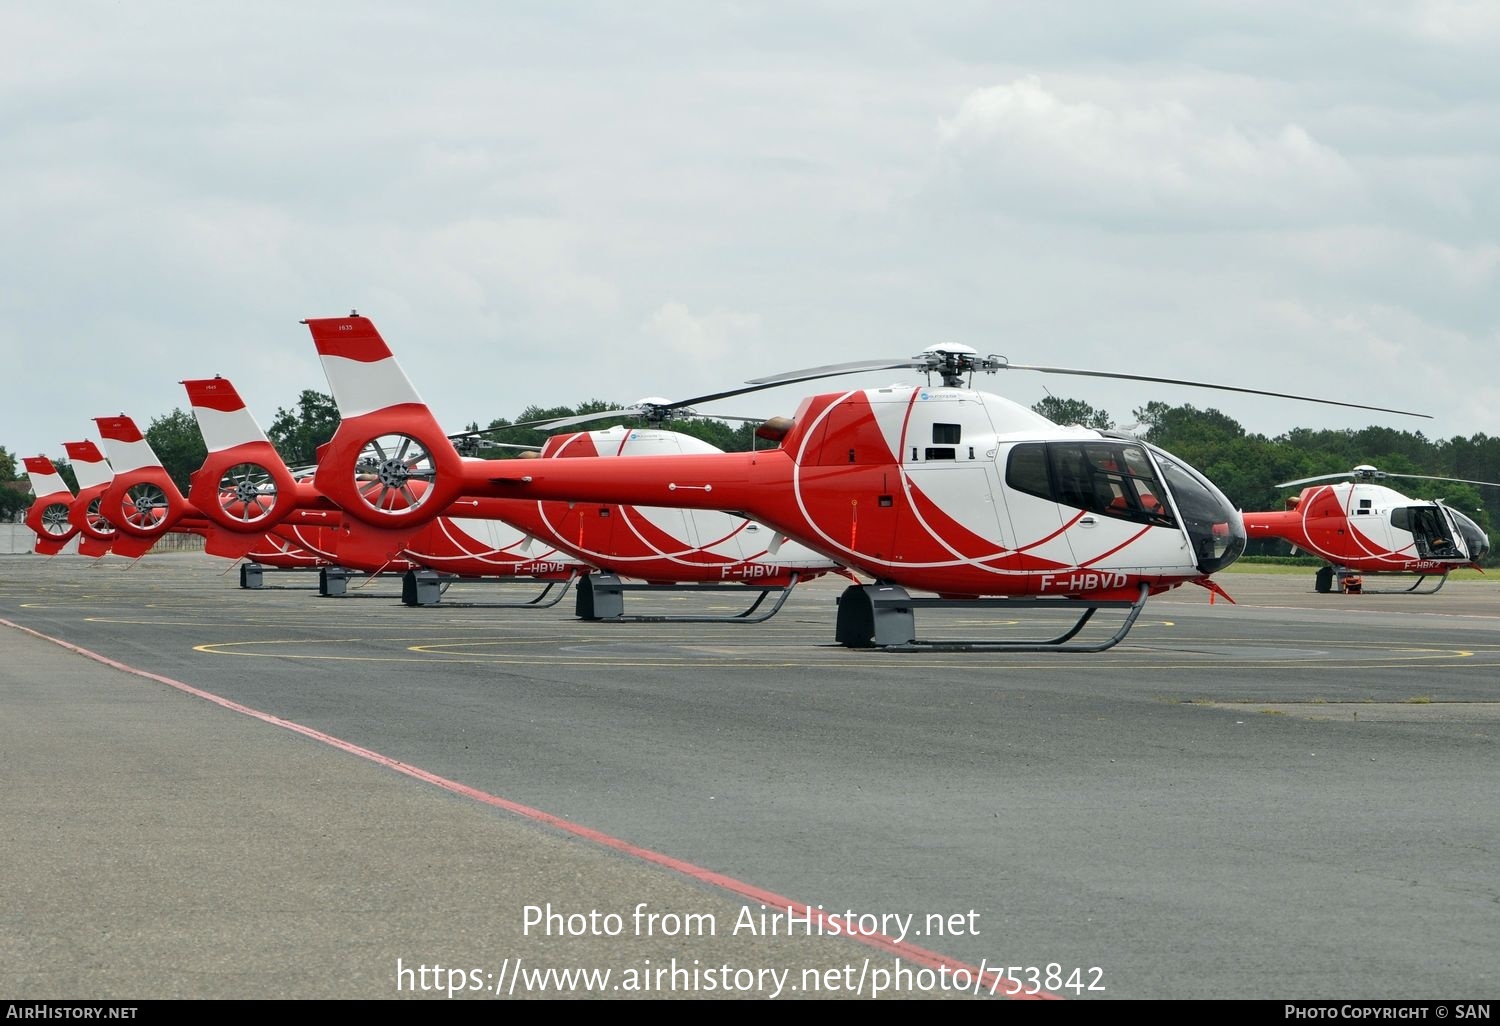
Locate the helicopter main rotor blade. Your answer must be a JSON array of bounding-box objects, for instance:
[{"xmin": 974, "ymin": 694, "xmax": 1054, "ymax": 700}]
[
  {"xmin": 449, "ymin": 385, "xmax": 800, "ymax": 438},
  {"xmin": 998, "ymin": 363, "xmax": 1432, "ymax": 420},
  {"xmin": 528, "ymin": 410, "xmax": 773, "ymax": 432},
  {"xmin": 1374, "ymin": 472, "xmax": 1500, "ymax": 488},
  {"xmin": 1279, "ymin": 469, "xmax": 1500, "ymax": 489},
  {"xmin": 745, "ymin": 359, "xmax": 924, "ymax": 388},
  {"xmin": 463, "ymin": 441, "xmax": 543, "ymax": 452},
  {"xmin": 1277, "ymin": 473, "xmax": 1354, "ymax": 488},
  {"xmin": 518, "ymin": 409, "xmax": 636, "ymax": 431}
]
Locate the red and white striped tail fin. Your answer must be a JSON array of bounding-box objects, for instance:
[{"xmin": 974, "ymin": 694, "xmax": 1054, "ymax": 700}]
[
  {"xmin": 180, "ymin": 376, "xmax": 301, "ymax": 533},
  {"xmin": 302, "ymin": 313, "xmax": 466, "ymax": 529},
  {"xmin": 93, "ymin": 416, "xmax": 163, "ymax": 473},
  {"xmin": 22, "ymin": 456, "xmax": 78, "ymax": 554},
  {"xmin": 93, "ymin": 415, "xmax": 189, "ymax": 542},
  {"xmin": 63, "ymin": 440, "xmax": 112, "ymax": 490},
  {"xmin": 23, "ymin": 456, "xmax": 70, "ymax": 498},
  {"xmin": 182, "ymin": 377, "xmax": 272, "ymax": 452},
  {"xmin": 304, "ymin": 314, "xmax": 425, "ymax": 418}
]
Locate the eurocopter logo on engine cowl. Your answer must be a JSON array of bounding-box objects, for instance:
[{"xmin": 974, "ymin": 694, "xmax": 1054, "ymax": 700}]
[{"xmin": 1039, "ymin": 571, "xmax": 1131, "ymax": 592}]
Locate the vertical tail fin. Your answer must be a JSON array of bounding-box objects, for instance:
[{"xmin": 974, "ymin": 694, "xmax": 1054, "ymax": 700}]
[
  {"xmin": 183, "ymin": 377, "xmax": 275, "ymax": 452},
  {"xmin": 64, "ymin": 439, "xmax": 117, "ymax": 552},
  {"xmin": 22, "ymin": 456, "xmax": 78, "ymax": 555},
  {"xmin": 63, "ymin": 440, "xmax": 112, "ymax": 490},
  {"xmin": 94, "ymin": 416, "xmax": 163, "ymax": 473},
  {"xmin": 303, "ymin": 314, "xmax": 465, "ymax": 529},
  {"xmin": 181, "ymin": 377, "xmax": 301, "ymax": 531},
  {"xmin": 305, "ymin": 314, "xmax": 425, "ymax": 417},
  {"xmin": 22, "ymin": 456, "xmax": 70, "ymax": 499},
  {"xmin": 93, "ymin": 415, "xmax": 188, "ymax": 541}
]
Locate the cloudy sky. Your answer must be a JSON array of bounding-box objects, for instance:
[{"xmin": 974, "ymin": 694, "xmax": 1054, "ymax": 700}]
[{"xmin": 4, "ymin": 1, "xmax": 1497, "ymax": 466}]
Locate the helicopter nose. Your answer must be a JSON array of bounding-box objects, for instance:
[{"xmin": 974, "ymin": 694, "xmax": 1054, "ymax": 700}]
[
  {"xmin": 1448, "ymin": 509, "xmax": 1490, "ymax": 561},
  {"xmin": 1145, "ymin": 443, "xmax": 1247, "ymax": 574}
]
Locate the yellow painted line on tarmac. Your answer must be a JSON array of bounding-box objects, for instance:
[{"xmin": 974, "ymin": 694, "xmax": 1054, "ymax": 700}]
[
  {"xmin": 187, "ymin": 633, "xmax": 1483, "ymax": 672},
  {"xmin": 192, "ymin": 642, "xmax": 815, "ymax": 668}
]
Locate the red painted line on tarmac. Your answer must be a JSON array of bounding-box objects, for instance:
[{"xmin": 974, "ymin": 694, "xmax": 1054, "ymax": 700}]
[{"xmin": 3, "ymin": 617, "xmax": 1058, "ymax": 1001}]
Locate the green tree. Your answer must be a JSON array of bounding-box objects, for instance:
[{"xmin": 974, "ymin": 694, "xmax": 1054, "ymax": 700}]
[
  {"xmin": 145, "ymin": 410, "xmax": 208, "ymax": 495},
  {"xmin": 467, "ymin": 400, "xmax": 765, "ymax": 456},
  {"xmin": 1032, "ymin": 396, "xmax": 1114, "ymax": 430},
  {"xmin": 0, "ymin": 445, "xmax": 28, "ymax": 521},
  {"xmin": 474, "ymin": 402, "xmax": 768, "ymax": 456},
  {"xmin": 268, "ymin": 390, "xmax": 341, "ymax": 468},
  {"xmin": 670, "ymin": 417, "xmax": 759, "ymax": 452},
  {"xmin": 1132, "ymin": 402, "xmax": 1246, "ymax": 452}
]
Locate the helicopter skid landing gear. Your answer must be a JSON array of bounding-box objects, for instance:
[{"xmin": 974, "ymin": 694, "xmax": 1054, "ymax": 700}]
[
  {"xmin": 1392, "ymin": 574, "xmax": 1449, "ymax": 595},
  {"xmin": 319, "ymin": 566, "xmax": 352, "ymax": 597},
  {"xmin": 1330, "ymin": 567, "xmax": 1450, "ymax": 595},
  {"xmin": 238, "ymin": 562, "xmax": 322, "ymax": 590},
  {"xmin": 575, "ymin": 571, "xmax": 800, "ymax": 623},
  {"xmin": 834, "ymin": 582, "xmax": 1152, "ymax": 652},
  {"xmin": 400, "ymin": 567, "xmax": 575, "ymax": 608}
]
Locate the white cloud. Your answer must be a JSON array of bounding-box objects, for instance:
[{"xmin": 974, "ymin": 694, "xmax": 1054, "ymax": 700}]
[
  {"xmin": 642, "ymin": 302, "xmax": 761, "ymax": 374},
  {"xmin": 3, "ymin": 3, "xmax": 1498, "ymax": 461},
  {"xmin": 932, "ymin": 76, "xmax": 1361, "ymax": 229},
  {"xmin": 1410, "ymin": 0, "xmax": 1500, "ymax": 44}
]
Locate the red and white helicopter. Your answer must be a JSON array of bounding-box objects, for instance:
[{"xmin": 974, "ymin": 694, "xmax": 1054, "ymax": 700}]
[
  {"xmin": 62, "ymin": 439, "xmax": 124, "ymax": 557},
  {"xmin": 291, "ymin": 330, "xmax": 853, "ymax": 621},
  {"xmin": 85, "ymin": 416, "xmax": 334, "ymax": 570},
  {"xmin": 18, "ymin": 433, "xmax": 327, "ymax": 570},
  {"xmin": 303, "ymin": 313, "xmax": 1431, "ymax": 651},
  {"xmin": 181, "ymin": 376, "xmax": 585, "ymax": 603},
  {"xmin": 1242, "ymin": 464, "xmax": 1493, "ymax": 594},
  {"xmin": 144, "ymin": 374, "xmax": 831, "ymax": 617},
  {"xmin": 21, "ymin": 455, "xmax": 79, "ymax": 556}
]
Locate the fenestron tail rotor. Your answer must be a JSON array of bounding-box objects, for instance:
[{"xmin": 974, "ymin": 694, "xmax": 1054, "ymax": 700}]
[
  {"xmin": 217, "ymin": 462, "xmax": 279, "ymax": 524},
  {"xmin": 121, "ymin": 482, "xmax": 170, "ymax": 532},
  {"xmin": 352, "ymin": 433, "xmax": 440, "ymax": 514},
  {"xmin": 40, "ymin": 502, "xmax": 72, "ymax": 536},
  {"xmin": 85, "ymin": 498, "xmax": 115, "ymax": 537}
]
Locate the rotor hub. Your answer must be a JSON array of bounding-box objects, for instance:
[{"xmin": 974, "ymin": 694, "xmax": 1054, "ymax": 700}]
[
  {"xmin": 128, "ymin": 486, "xmax": 166, "ymax": 512},
  {"xmin": 917, "ymin": 344, "xmax": 1006, "ymax": 387},
  {"xmin": 377, "ymin": 458, "xmax": 415, "ymax": 488}
]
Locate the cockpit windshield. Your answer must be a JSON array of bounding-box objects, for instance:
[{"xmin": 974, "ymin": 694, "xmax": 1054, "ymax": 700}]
[
  {"xmin": 1447, "ymin": 507, "xmax": 1490, "ymax": 562},
  {"xmin": 1005, "ymin": 437, "xmax": 1246, "ymax": 573},
  {"xmin": 1141, "ymin": 443, "xmax": 1247, "ymax": 574}
]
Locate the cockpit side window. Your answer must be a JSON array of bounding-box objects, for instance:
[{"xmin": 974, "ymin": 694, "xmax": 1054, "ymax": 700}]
[
  {"xmin": 1005, "ymin": 443, "xmax": 1052, "ymax": 498},
  {"xmin": 1005, "ymin": 441, "xmax": 1174, "ymax": 527}
]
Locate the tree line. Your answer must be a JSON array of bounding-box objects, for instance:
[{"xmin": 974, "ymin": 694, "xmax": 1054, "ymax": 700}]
[{"xmin": 6, "ymin": 392, "xmax": 1497, "ymax": 565}]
